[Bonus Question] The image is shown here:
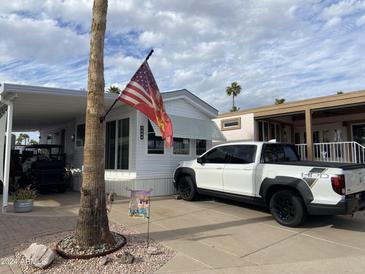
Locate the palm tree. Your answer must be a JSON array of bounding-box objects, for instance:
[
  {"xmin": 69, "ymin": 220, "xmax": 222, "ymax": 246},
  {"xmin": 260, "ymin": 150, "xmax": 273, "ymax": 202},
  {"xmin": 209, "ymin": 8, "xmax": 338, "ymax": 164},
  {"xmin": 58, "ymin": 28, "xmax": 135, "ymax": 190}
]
[
  {"xmin": 226, "ymin": 82, "xmax": 241, "ymax": 112},
  {"xmin": 16, "ymin": 135, "xmax": 24, "ymax": 145},
  {"xmin": 107, "ymin": 85, "xmax": 121, "ymax": 94},
  {"xmin": 22, "ymin": 133, "xmax": 30, "ymax": 145},
  {"xmin": 275, "ymin": 98, "xmax": 285, "ymax": 105},
  {"xmin": 16, "ymin": 133, "xmax": 30, "ymax": 145},
  {"xmin": 75, "ymin": 0, "xmax": 115, "ymax": 247},
  {"xmin": 29, "ymin": 139, "xmax": 38, "ymax": 145}
]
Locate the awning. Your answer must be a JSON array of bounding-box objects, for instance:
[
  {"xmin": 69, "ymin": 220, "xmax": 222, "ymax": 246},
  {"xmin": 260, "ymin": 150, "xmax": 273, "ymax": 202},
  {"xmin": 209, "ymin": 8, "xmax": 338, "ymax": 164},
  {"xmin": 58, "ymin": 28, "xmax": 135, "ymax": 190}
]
[{"xmin": 150, "ymin": 115, "xmax": 226, "ymax": 141}]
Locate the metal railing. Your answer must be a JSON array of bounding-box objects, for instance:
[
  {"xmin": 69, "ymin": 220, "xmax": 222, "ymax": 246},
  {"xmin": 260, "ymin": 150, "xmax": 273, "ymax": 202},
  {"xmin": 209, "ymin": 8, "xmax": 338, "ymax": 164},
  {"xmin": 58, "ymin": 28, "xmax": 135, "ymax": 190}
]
[{"xmin": 295, "ymin": 141, "xmax": 365, "ymax": 164}]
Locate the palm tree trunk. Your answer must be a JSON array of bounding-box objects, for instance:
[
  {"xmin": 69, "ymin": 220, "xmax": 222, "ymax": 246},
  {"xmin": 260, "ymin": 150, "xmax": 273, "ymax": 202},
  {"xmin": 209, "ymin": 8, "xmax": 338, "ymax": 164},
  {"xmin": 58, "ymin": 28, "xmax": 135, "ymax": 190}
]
[
  {"xmin": 75, "ymin": 0, "xmax": 114, "ymax": 247},
  {"xmin": 232, "ymin": 95, "xmax": 235, "ymax": 109}
]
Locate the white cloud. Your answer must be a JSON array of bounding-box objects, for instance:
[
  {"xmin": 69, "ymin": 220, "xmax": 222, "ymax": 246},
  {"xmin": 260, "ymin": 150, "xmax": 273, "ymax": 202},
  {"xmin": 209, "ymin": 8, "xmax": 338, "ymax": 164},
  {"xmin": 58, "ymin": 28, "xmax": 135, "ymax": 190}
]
[
  {"xmin": 356, "ymin": 14, "xmax": 365, "ymax": 26},
  {"xmin": 1, "ymin": 0, "xmax": 365, "ymax": 113},
  {"xmin": 0, "ymin": 14, "xmax": 88, "ymax": 63}
]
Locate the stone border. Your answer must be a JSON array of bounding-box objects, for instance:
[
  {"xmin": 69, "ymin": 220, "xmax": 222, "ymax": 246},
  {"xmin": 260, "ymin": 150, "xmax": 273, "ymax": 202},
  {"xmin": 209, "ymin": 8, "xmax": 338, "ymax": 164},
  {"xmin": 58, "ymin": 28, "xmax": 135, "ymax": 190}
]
[{"xmin": 55, "ymin": 233, "xmax": 126, "ymax": 259}]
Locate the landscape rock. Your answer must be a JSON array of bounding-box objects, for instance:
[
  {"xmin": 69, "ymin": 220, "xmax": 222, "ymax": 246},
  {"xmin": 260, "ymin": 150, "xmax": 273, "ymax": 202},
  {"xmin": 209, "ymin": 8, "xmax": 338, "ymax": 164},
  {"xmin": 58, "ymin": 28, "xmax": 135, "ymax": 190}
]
[
  {"xmin": 22, "ymin": 243, "xmax": 55, "ymax": 269},
  {"xmin": 118, "ymin": 251, "xmax": 135, "ymax": 264},
  {"xmin": 147, "ymin": 246, "xmax": 160, "ymax": 255},
  {"xmin": 100, "ymin": 256, "xmax": 112, "ymax": 265}
]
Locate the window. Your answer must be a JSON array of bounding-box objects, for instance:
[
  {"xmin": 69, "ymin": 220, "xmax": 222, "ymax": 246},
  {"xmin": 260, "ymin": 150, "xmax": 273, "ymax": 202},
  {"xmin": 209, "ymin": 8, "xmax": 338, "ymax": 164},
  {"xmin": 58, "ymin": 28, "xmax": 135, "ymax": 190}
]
[
  {"xmin": 221, "ymin": 118, "xmax": 241, "ymax": 130},
  {"xmin": 76, "ymin": 124, "xmax": 85, "ymax": 147},
  {"xmin": 196, "ymin": 139, "xmax": 207, "ymax": 155},
  {"xmin": 117, "ymin": 118, "xmax": 129, "ymax": 169},
  {"xmin": 201, "ymin": 146, "xmax": 229, "ymax": 163},
  {"xmin": 225, "ymin": 145, "xmax": 257, "ymax": 164},
  {"xmin": 259, "ymin": 121, "xmax": 282, "ymax": 141},
  {"xmin": 105, "ymin": 118, "xmax": 130, "ymax": 170},
  {"xmin": 148, "ymin": 121, "xmax": 164, "ymax": 154},
  {"xmin": 105, "ymin": 121, "xmax": 116, "ymax": 169},
  {"xmin": 262, "ymin": 144, "xmax": 299, "ymax": 163},
  {"xmin": 173, "ymin": 138, "xmax": 190, "ymax": 155}
]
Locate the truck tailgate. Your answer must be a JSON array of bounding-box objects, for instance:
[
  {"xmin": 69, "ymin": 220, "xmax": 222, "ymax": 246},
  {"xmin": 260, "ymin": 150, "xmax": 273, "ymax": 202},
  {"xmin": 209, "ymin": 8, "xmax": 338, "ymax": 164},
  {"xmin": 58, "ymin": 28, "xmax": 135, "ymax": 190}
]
[{"xmin": 345, "ymin": 168, "xmax": 365, "ymax": 194}]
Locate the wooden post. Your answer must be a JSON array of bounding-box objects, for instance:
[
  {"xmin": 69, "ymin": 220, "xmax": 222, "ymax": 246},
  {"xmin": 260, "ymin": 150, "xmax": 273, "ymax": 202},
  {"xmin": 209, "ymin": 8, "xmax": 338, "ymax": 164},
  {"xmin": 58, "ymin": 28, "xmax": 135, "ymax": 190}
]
[{"xmin": 305, "ymin": 108, "xmax": 313, "ymax": 161}]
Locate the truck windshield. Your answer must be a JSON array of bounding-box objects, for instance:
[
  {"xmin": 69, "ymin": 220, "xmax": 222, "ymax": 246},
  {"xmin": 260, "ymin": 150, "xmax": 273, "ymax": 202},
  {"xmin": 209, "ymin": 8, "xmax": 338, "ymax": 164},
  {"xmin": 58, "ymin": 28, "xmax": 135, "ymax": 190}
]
[{"xmin": 261, "ymin": 144, "xmax": 300, "ymax": 163}]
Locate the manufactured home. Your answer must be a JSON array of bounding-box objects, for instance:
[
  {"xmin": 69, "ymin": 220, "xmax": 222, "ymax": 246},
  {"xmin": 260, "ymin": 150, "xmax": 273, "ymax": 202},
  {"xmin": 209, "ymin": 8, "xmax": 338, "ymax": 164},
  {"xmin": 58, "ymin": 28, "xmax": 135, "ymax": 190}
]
[
  {"xmin": 214, "ymin": 89, "xmax": 365, "ymax": 164},
  {"xmin": 1, "ymin": 83, "xmax": 225, "ymax": 212}
]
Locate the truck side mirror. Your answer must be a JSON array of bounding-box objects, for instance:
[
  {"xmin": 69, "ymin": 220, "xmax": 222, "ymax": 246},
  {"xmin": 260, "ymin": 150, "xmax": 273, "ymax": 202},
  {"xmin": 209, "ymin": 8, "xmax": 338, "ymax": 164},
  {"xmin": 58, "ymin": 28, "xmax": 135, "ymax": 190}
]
[{"xmin": 197, "ymin": 157, "xmax": 204, "ymax": 164}]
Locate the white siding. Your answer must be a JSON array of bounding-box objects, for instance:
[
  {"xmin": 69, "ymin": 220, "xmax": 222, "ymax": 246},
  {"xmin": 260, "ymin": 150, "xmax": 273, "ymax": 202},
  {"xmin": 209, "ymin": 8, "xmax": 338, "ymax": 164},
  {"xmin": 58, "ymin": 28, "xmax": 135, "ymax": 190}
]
[
  {"xmin": 213, "ymin": 113, "xmax": 255, "ymax": 143},
  {"xmin": 134, "ymin": 101, "xmax": 213, "ymax": 195},
  {"xmin": 135, "ymin": 111, "xmax": 197, "ymax": 178},
  {"xmin": 165, "ymin": 98, "xmax": 211, "ymax": 120},
  {"xmin": 40, "ymin": 97, "xmax": 216, "ymax": 197}
]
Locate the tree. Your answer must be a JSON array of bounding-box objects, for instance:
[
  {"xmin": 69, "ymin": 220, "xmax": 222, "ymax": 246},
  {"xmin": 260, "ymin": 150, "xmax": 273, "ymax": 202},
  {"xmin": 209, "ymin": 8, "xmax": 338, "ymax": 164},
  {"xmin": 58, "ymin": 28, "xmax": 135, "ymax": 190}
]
[
  {"xmin": 29, "ymin": 139, "xmax": 38, "ymax": 145},
  {"xmin": 336, "ymin": 91, "xmax": 344, "ymax": 95},
  {"xmin": 75, "ymin": 0, "xmax": 115, "ymax": 247},
  {"xmin": 107, "ymin": 85, "xmax": 121, "ymax": 94},
  {"xmin": 226, "ymin": 82, "xmax": 241, "ymax": 112},
  {"xmin": 22, "ymin": 133, "xmax": 30, "ymax": 145},
  {"xmin": 16, "ymin": 133, "xmax": 30, "ymax": 145},
  {"xmin": 275, "ymin": 98, "xmax": 285, "ymax": 105},
  {"xmin": 16, "ymin": 135, "xmax": 24, "ymax": 145}
]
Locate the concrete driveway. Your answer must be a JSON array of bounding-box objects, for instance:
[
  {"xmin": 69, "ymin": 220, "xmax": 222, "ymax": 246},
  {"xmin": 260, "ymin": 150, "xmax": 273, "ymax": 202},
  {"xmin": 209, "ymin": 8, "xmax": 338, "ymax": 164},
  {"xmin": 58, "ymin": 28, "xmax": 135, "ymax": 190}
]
[
  {"xmin": 109, "ymin": 197, "xmax": 365, "ymax": 274},
  {"xmin": 2, "ymin": 192, "xmax": 365, "ymax": 273}
]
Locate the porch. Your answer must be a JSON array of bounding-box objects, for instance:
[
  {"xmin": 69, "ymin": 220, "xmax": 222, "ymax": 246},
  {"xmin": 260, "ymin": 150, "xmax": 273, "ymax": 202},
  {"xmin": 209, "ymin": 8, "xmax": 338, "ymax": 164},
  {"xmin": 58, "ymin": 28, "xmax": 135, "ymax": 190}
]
[
  {"xmin": 295, "ymin": 141, "xmax": 365, "ymax": 164},
  {"xmin": 254, "ymin": 90, "xmax": 365, "ymax": 164}
]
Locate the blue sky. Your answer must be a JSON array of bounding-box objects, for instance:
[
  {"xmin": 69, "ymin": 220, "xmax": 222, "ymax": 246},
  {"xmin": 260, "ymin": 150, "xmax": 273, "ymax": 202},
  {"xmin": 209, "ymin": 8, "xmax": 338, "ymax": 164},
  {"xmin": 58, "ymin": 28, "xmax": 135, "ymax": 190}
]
[{"xmin": 1, "ymin": 0, "xmax": 365, "ymax": 114}]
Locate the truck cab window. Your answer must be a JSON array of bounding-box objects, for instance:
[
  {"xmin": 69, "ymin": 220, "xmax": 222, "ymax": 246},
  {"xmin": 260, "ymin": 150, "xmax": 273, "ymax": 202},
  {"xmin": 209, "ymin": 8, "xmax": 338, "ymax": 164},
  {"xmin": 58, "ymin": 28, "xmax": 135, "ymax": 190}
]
[
  {"xmin": 225, "ymin": 145, "xmax": 257, "ymax": 164},
  {"xmin": 262, "ymin": 144, "xmax": 299, "ymax": 163}
]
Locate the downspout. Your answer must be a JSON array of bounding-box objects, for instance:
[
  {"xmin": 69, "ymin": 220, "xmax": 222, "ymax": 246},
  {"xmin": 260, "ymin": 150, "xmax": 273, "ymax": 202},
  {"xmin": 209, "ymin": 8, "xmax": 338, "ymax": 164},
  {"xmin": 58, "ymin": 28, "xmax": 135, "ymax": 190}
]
[{"xmin": 1, "ymin": 96, "xmax": 13, "ymax": 213}]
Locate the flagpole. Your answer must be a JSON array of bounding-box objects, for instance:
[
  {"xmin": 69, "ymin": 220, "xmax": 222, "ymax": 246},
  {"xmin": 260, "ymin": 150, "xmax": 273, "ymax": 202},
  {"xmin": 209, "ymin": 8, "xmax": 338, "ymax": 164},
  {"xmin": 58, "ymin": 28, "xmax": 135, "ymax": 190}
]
[{"xmin": 100, "ymin": 49, "xmax": 154, "ymax": 123}]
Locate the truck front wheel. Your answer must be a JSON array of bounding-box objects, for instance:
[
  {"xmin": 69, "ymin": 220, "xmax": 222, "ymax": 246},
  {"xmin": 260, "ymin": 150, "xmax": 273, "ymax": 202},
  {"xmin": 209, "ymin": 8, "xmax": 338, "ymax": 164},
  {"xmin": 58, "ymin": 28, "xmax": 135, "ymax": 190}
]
[
  {"xmin": 269, "ymin": 190, "xmax": 306, "ymax": 227},
  {"xmin": 178, "ymin": 176, "xmax": 196, "ymax": 201}
]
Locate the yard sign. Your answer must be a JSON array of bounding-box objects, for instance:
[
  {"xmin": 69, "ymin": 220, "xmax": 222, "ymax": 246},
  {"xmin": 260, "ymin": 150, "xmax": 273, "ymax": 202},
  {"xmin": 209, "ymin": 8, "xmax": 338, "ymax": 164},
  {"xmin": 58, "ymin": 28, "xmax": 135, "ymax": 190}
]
[
  {"xmin": 128, "ymin": 189, "xmax": 153, "ymax": 247},
  {"xmin": 128, "ymin": 189, "xmax": 152, "ymax": 219}
]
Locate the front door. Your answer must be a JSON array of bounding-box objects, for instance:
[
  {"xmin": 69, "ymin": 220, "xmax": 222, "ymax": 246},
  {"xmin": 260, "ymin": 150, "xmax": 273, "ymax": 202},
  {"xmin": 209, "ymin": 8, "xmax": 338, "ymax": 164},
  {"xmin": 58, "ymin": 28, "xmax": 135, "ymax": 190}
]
[
  {"xmin": 195, "ymin": 146, "xmax": 229, "ymax": 191},
  {"xmin": 223, "ymin": 145, "xmax": 257, "ymax": 196}
]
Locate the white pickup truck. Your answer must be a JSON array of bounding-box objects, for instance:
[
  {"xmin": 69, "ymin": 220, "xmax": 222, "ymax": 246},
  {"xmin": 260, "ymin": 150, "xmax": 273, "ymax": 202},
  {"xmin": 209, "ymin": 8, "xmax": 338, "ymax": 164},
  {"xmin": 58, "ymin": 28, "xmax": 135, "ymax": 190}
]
[{"xmin": 173, "ymin": 142, "xmax": 365, "ymax": 227}]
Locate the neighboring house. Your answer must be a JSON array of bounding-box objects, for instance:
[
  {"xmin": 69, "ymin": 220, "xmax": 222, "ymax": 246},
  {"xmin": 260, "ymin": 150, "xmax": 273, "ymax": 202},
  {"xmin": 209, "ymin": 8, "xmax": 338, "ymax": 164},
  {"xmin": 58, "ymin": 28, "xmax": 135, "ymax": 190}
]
[
  {"xmin": 213, "ymin": 89, "xmax": 365, "ymax": 164},
  {"xmin": 0, "ymin": 83, "xmax": 225, "ymax": 206}
]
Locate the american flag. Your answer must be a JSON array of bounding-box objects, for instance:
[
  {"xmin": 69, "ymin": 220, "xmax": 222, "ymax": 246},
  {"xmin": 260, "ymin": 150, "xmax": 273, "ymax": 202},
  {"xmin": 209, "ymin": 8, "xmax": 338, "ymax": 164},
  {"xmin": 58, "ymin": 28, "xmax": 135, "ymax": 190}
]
[{"xmin": 118, "ymin": 61, "xmax": 173, "ymax": 147}]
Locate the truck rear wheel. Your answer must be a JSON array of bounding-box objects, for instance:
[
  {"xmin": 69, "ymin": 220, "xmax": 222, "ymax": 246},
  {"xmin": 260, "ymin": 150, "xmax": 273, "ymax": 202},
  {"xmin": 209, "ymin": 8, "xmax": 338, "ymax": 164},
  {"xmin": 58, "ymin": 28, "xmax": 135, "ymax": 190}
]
[
  {"xmin": 269, "ymin": 190, "xmax": 306, "ymax": 227},
  {"xmin": 178, "ymin": 176, "xmax": 196, "ymax": 201}
]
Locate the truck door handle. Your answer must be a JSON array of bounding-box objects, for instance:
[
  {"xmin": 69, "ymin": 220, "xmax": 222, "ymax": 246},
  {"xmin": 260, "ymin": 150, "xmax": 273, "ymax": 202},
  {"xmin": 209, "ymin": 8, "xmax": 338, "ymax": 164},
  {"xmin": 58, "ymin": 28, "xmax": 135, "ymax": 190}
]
[{"xmin": 216, "ymin": 167, "xmax": 223, "ymax": 170}]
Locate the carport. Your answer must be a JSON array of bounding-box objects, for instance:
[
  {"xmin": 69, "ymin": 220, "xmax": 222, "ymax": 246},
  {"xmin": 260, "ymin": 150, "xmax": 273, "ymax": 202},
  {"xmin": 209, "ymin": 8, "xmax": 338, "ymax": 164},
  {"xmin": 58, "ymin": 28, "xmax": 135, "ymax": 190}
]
[{"xmin": 0, "ymin": 83, "xmax": 116, "ymax": 212}]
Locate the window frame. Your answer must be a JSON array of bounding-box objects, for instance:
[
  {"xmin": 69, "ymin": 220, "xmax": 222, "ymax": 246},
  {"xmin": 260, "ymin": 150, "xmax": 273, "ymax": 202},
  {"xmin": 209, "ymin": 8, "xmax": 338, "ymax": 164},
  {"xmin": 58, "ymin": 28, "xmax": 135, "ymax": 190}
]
[
  {"xmin": 147, "ymin": 120, "xmax": 165, "ymax": 155},
  {"xmin": 75, "ymin": 123, "xmax": 85, "ymax": 147},
  {"xmin": 173, "ymin": 137, "xmax": 191, "ymax": 155},
  {"xmin": 196, "ymin": 139, "xmax": 207, "ymax": 156},
  {"xmin": 105, "ymin": 117, "xmax": 130, "ymax": 170},
  {"xmin": 221, "ymin": 117, "xmax": 241, "ymax": 131}
]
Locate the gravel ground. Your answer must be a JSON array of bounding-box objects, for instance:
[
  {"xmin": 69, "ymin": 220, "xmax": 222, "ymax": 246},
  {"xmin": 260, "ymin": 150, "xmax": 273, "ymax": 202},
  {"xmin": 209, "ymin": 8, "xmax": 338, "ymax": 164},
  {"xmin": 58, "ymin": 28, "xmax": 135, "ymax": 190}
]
[{"xmin": 14, "ymin": 224, "xmax": 176, "ymax": 274}]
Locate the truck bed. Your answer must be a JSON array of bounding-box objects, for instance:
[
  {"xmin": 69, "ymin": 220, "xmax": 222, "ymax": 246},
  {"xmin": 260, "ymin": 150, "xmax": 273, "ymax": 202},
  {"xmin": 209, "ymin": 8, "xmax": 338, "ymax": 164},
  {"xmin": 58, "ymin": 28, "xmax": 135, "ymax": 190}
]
[{"xmin": 272, "ymin": 161, "xmax": 365, "ymax": 170}]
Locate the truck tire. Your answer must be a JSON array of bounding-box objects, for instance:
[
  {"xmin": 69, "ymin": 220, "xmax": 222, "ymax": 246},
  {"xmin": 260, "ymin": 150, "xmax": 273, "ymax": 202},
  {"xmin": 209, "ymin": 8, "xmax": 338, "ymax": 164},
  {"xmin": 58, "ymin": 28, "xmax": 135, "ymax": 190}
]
[
  {"xmin": 178, "ymin": 176, "xmax": 196, "ymax": 201},
  {"xmin": 269, "ymin": 190, "xmax": 307, "ymax": 227}
]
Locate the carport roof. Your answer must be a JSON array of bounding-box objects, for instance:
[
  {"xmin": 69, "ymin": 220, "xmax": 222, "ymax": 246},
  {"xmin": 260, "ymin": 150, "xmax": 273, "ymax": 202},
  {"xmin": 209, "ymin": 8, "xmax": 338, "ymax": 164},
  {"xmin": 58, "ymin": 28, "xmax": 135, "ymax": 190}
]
[
  {"xmin": 0, "ymin": 83, "xmax": 218, "ymax": 131},
  {"xmin": 0, "ymin": 83, "xmax": 118, "ymax": 131}
]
